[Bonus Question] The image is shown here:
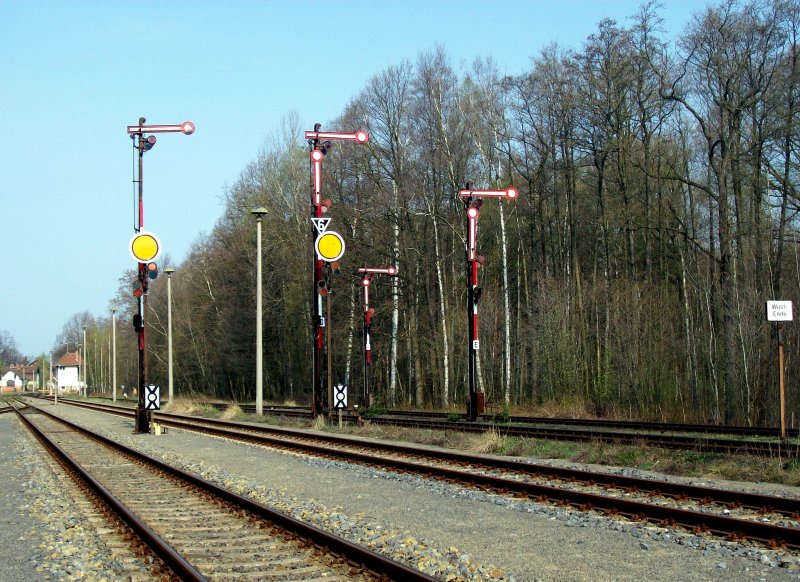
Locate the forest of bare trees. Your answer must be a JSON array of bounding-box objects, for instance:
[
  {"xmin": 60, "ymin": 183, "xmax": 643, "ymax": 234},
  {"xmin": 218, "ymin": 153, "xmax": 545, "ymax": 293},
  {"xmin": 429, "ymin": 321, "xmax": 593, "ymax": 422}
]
[{"xmin": 67, "ymin": 0, "xmax": 800, "ymax": 426}]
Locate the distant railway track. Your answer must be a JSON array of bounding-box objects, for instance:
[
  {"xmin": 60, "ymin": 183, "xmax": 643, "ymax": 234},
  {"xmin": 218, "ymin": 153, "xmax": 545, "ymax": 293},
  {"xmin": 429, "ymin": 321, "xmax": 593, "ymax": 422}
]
[
  {"xmin": 82, "ymin": 396, "xmax": 800, "ymax": 439},
  {"xmin": 33, "ymin": 397, "xmax": 800, "ymax": 551},
  {"xmin": 41, "ymin": 396, "xmax": 800, "ymax": 456},
  {"xmin": 207, "ymin": 401, "xmax": 800, "ymax": 456},
  {"xmin": 209, "ymin": 401, "xmax": 800, "ymax": 440},
  {"xmin": 12, "ymin": 400, "xmax": 436, "ymax": 581}
]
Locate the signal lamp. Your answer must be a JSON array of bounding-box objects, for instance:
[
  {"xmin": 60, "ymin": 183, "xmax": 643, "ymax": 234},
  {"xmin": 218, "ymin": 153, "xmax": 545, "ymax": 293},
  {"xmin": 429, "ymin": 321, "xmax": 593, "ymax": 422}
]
[
  {"xmin": 143, "ymin": 135, "xmax": 157, "ymax": 151},
  {"xmin": 476, "ymin": 255, "xmax": 486, "ymax": 266},
  {"xmin": 133, "ymin": 288, "xmax": 143, "ymax": 298},
  {"xmin": 332, "ymin": 262, "xmax": 341, "ymax": 276}
]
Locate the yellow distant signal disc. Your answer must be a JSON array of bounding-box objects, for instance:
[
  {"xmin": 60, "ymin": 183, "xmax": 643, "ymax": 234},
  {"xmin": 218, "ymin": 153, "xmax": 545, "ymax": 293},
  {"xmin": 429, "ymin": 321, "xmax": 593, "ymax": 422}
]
[
  {"xmin": 130, "ymin": 231, "xmax": 161, "ymax": 263},
  {"xmin": 315, "ymin": 231, "xmax": 345, "ymax": 262}
]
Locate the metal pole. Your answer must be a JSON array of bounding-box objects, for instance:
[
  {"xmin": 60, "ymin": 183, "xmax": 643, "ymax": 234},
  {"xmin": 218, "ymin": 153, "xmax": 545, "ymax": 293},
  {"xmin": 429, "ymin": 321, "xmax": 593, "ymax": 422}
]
[
  {"xmin": 466, "ymin": 254, "xmax": 477, "ymax": 420},
  {"xmin": 362, "ymin": 277, "xmax": 371, "ymax": 408},
  {"xmin": 779, "ymin": 322, "xmax": 786, "ymax": 439},
  {"xmin": 165, "ymin": 270, "xmax": 175, "ymax": 403},
  {"xmin": 464, "ymin": 192, "xmax": 479, "ymax": 421},
  {"xmin": 310, "ymin": 124, "xmax": 324, "ymax": 416},
  {"xmin": 134, "ymin": 118, "xmax": 150, "ymax": 433},
  {"xmin": 111, "ymin": 308, "xmax": 117, "ymax": 402},
  {"xmin": 255, "ymin": 217, "xmax": 264, "ymax": 416},
  {"xmin": 327, "ymin": 274, "xmax": 333, "ymax": 413},
  {"xmin": 51, "ymin": 351, "xmax": 56, "ymax": 405},
  {"xmin": 83, "ymin": 326, "xmax": 87, "ymax": 397}
]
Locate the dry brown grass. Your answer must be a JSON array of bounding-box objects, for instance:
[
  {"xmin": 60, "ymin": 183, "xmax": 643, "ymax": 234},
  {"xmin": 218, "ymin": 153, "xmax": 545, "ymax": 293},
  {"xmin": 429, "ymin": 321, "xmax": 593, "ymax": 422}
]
[
  {"xmin": 219, "ymin": 404, "xmax": 243, "ymax": 420},
  {"xmin": 162, "ymin": 396, "xmax": 219, "ymax": 416},
  {"xmin": 311, "ymin": 415, "xmax": 327, "ymax": 431},
  {"xmin": 465, "ymin": 428, "xmax": 513, "ymax": 455},
  {"xmin": 522, "ymin": 399, "xmax": 598, "ymax": 420}
]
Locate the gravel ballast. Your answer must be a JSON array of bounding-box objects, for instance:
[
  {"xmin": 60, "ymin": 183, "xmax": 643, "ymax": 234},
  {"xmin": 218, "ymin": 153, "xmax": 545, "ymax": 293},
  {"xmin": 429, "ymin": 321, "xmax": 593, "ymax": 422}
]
[{"xmin": 6, "ymin": 401, "xmax": 800, "ymax": 581}]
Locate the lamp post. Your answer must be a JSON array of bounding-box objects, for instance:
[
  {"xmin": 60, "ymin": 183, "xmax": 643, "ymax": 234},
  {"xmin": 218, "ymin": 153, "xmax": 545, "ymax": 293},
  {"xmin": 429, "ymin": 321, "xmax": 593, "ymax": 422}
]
[
  {"xmin": 78, "ymin": 343, "xmax": 83, "ymax": 397},
  {"xmin": 82, "ymin": 325, "xmax": 87, "ymax": 397},
  {"xmin": 50, "ymin": 351, "xmax": 55, "ymax": 405},
  {"xmin": 111, "ymin": 307, "xmax": 117, "ymax": 403},
  {"xmin": 164, "ymin": 268, "xmax": 175, "ymax": 403},
  {"xmin": 251, "ymin": 207, "xmax": 268, "ymax": 416}
]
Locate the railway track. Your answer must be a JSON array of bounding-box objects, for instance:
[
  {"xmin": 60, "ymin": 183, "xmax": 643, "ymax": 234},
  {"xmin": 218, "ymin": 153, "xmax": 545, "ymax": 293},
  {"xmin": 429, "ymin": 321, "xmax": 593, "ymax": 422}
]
[
  {"xmin": 211, "ymin": 402, "xmax": 798, "ymax": 439},
  {"xmin": 384, "ymin": 409, "xmax": 800, "ymax": 439},
  {"xmin": 12, "ymin": 401, "xmax": 436, "ymax": 581},
  {"xmin": 38, "ymin": 397, "xmax": 800, "ymax": 552},
  {"xmin": 200, "ymin": 402, "xmax": 800, "ymax": 452}
]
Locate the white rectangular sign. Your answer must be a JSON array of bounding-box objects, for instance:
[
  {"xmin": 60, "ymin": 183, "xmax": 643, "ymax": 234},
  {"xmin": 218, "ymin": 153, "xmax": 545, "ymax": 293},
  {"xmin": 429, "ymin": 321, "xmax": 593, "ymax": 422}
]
[
  {"xmin": 333, "ymin": 384, "xmax": 347, "ymax": 409},
  {"xmin": 145, "ymin": 384, "xmax": 161, "ymax": 410},
  {"xmin": 766, "ymin": 301, "xmax": 794, "ymax": 322}
]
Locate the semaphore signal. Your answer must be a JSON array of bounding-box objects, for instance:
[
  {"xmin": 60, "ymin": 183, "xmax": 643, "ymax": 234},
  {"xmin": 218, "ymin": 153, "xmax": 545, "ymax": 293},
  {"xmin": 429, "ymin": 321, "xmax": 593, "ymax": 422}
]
[{"xmin": 458, "ymin": 182, "xmax": 519, "ymax": 421}]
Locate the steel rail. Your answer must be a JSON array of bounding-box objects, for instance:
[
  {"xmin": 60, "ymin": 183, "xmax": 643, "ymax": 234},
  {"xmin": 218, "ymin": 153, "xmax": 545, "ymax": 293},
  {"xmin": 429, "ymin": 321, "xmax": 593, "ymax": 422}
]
[
  {"xmin": 145, "ymin": 413, "xmax": 800, "ymax": 549},
  {"xmin": 385, "ymin": 409, "xmax": 799, "ymax": 438},
  {"xmin": 11, "ymin": 404, "xmax": 207, "ymax": 581},
  {"xmin": 203, "ymin": 401, "xmax": 797, "ymax": 439},
  {"xmin": 43, "ymin": 398, "xmax": 800, "ymax": 516},
  {"xmin": 211, "ymin": 401, "xmax": 798, "ymax": 450},
  {"xmin": 361, "ymin": 415, "xmax": 798, "ymax": 456},
  {"xmin": 20, "ymin": 401, "xmax": 437, "ymax": 582}
]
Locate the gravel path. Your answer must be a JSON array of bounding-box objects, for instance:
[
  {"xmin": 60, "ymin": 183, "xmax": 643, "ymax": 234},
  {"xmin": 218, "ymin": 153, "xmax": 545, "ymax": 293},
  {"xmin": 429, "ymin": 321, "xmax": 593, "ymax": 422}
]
[
  {"xmin": 8, "ymin": 401, "xmax": 800, "ymax": 581},
  {"xmin": 0, "ymin": 414, "xmax": 43, "ymax": 582}
]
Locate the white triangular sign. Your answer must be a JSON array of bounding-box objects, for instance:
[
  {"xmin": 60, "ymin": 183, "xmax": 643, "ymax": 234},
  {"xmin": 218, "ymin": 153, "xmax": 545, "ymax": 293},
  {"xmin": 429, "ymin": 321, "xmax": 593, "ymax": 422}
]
[{"xmin": 312, "ymin": 217, "xmax": 331, "ymax": 234}]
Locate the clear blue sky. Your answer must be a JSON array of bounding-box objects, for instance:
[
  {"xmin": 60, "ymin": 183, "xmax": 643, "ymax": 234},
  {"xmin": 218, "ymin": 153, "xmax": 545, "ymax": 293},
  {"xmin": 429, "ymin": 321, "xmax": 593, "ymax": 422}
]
[{"xmin": 1, "ymin": 0, "xmax": 701, "ymax": 358}]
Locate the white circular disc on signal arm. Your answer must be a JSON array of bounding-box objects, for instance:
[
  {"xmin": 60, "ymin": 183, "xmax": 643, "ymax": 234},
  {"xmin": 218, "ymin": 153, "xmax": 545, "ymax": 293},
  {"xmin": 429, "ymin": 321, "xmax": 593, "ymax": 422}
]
[
  {"xmin": 315, "ymin": 231, "xmax": 345, "ymax": 262},
  {"xmin": 129, "ymin": 231, "xmax": 162, "ymax": 263}
]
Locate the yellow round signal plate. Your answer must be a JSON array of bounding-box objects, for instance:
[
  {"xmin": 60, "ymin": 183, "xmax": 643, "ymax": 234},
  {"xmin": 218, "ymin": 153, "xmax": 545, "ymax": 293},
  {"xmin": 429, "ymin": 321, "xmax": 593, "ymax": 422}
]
[
  {"xmin": 315, "ymin": 231, "xmax": 345, "ymax": 262},
  {"xmin": 130, "ymin": 231, "xmax": 161, "ymax": 263}
]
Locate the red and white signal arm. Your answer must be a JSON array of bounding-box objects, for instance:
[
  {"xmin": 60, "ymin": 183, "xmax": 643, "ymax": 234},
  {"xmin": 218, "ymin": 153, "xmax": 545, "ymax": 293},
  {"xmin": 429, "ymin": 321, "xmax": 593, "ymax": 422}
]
[
  {"xmin": 357, "ymin": 266, "xmax": 397, "ymax": 276},
  {"xmin": 766, "ymin": 301, "xmax": 794, "ymax": 321},
  {"xmin": 305, "ymin": 130, "xmax": 369, "ymax": 143}
]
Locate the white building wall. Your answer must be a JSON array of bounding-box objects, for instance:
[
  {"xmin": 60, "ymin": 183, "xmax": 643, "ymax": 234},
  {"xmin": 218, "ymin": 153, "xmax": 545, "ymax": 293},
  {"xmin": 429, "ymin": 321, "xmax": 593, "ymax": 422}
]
[
  {"xmin": 1, "ymin": 371, "xmax": 22, "ymax": 388},
  {"xmin": 57, "ymin": 366, "xmax": 80, "ymax": 392}
]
